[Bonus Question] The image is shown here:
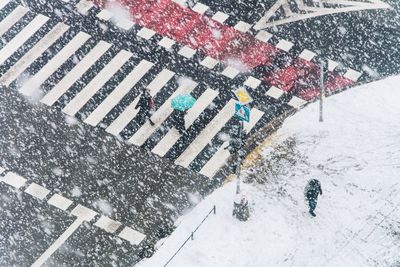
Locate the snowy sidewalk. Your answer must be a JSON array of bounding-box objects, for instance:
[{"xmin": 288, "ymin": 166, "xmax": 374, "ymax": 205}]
[{"xmin": 139, "ymin": 75, "xmax": 400, "ymax": 267}]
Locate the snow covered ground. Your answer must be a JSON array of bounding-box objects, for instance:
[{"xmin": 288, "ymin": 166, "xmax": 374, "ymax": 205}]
[{"xmin": 139, "ymin": 75, "xmax": 400, "ymax": 267}]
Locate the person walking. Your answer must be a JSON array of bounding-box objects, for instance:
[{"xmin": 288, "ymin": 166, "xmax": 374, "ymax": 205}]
[
  {"xmin": 304, "ymin": 179, "xmax": 323, "ymax": 217},
  {"xmin": 172, "ymin": 109, "xmax": 186, "ymax": 134},
  {"xmin": 135, "ymin": 88, "xmax": 155, "ymax": 126}
]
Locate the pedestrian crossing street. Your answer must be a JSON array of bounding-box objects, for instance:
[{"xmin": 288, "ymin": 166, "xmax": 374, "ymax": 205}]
[{"xmin": 0, "ymin": 0, "xmax": 297, "ymax": 179}]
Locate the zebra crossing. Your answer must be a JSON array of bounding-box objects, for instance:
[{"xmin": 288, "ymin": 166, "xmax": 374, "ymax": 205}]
[{"xmin": 0, "ymin": 0, "xmax": 294, "ymax": 179}]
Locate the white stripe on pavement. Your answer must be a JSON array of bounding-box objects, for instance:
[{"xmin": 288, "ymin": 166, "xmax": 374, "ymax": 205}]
[
  {"xmin": 19, "ymin": 32, "xmax": 91, "ymax": 95},
  {"xmin": 62, "ymin": 50, "xmax": 132, "ymax": 116},
  {"xmin": 199, "ymin": 108, "xmax": 264, "ymax": 178},
  {"xmin": 105, "ymin": 69, "xmax": 175, "ymax": 136},
  {"xmin": 0, "ymin": 22, "xmax": 69, "ymax": 86},
  {"xmin": 31, "ymin": 218, "xmax": 83, "ymax": 267},
  {"xmin": 0, "ymin": 0, "xmax": 11, "ymax": 9},
  {"xmin": 84, "ymin": 59, "xmax": 153, "ymax": 126},
  {"xmin": 152, "ymin": 88, "xmax": 218, "ymax": 157},
  {"xmin": 76, "ymin": 0, "xmax": 94, "ymax": 15},
  {"xmin": 24, "ymin": 182, "xmax": 50, "ymax": 200},
  {"xmin": 199, "ymin": 141, "xmax": 230, "ymax": 178},
  {"xmin": 175, "ymin": 99, "xmax": 236, "ymax": 168},
  {"xmin": 40, "ymin": 40, "xmax": 112, "ymax": 105},
  {"xmin": 0, "ymin": 5, "xmax": 28, "ymax": 37},
  {"xmin": 243, "ymin": 108, "xmax": 264, "ymax": 134},
  {"xmin": 127, "ymin": 80, "xmax": 198, "ymax": 146},
  {"xmin": 118, "ymin": 227, "xmax": 146, "ymax": 245},
  {"xmin": 0, "ymin": 172, "xmax": 27, "ymax": 189},
  {"xmin": 94, "ymin": 216, "xmax": 121, "ymax": 233},
  {"xmin": 0, "ymin": 14, "xmax": 49, "ymax": 64},
  {"xmin": 146, "ymin": 68, "xmax": 175, "ymax": 95}
]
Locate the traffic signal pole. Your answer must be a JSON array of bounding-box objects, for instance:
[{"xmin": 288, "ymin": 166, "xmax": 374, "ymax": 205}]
[{"xmin": 236, "ymin": 120, "xmax": 243, "ymax": 194}]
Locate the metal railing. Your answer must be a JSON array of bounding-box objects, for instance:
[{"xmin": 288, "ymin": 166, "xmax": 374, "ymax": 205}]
[{"xmin": 163, "ymin": 205, "xmax": 216, "ymax": 267}]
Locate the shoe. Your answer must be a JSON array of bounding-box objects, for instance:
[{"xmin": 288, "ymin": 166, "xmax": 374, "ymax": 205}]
[{"xmin": 309, "ymin": 210, "xmax": 316, "ymax": 217}]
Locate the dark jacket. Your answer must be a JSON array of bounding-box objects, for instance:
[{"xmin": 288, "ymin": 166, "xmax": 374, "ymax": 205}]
[
  {"xmin": 136, "ymin": 91, "xmax": 152, "ymax": 111},
  {"xmin": 305, "ymin": 179, "xmax": 322, "ymax": 200},
  {"xmin": 173, "ymin": 110, "xmax": 186, "ymax": 131}
]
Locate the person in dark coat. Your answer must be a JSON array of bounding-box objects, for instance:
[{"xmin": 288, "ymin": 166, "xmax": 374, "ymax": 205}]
[
  {"xmin": 172, "ymin": 109, "xmax": 186, "ymax": 134},
  {"xmin": 304, "ymin": 179, "xmax": 323, "ymax": 217},
  {"xmin": 135, "ymin": 88, "xmax": 155, "ymax": 125}
]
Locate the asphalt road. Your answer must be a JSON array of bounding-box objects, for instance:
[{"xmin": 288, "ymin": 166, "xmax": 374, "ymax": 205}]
[{"xmin": 0, "ymin": 87, "xmax": 214, "ymax": 266}]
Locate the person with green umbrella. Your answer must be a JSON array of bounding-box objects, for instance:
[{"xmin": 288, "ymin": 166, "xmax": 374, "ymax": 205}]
[{"xmin": 171, "ymin": 94, "xmax": 196, "ymax": 134}]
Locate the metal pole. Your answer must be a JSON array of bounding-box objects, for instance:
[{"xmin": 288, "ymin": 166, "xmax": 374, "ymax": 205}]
[
  {"xmin": 319, "ymin": 61, "xmax": 324, "ymax": 122},
  {"xmin": 235, "ymin": 120, "xmax": 243, "ymax": 194}
]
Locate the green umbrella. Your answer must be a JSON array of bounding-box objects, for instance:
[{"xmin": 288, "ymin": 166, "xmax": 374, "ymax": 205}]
[{"xmin": 171, "ymin": 94, "xmax": 196, "ymax": 111}]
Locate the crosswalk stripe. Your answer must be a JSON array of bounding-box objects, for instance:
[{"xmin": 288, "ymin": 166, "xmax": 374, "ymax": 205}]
[
  {"xmin": 243, "ymin": 108, "xmax": 264, "ymax": 134},
  {"xmin": 0, "ymin": 22, "xmax": 69, "ymax": 86},
  {"xmin": 40, "ymin": 40, "xmax": 112, "ymax": 105},
  {"xmin": 152, "ymin": 88, "xmax": 218, "ymax": 157},
  {"xmin": 105, "ymin": 68, "xmax": 175, "ymax": 136},
  {"xmin": 0, "ymin": 0, "xmax": 10, "ymax": 9},
  {"xmin": 76, "ymin": 0, "xmax": 94, "ymax": 15},
  {"xmin": 0, "ymin": 5, "xmax": 28, "ymax": 37},
  {"xmin": 175, "ymin": 99, "xmax": 236, "ymax": 168},
  {"xmin": 19, "ymin": 31, "xmax": 91, "ymax": 95},
  {"xmin": 0, "ymin": 14, "xmax": 49, "ymax": 64},
  {"xmin": 84, "ymin": 59, "xmax": 154, "ymax": 126},
  {"xmin": 127, "ymin": 80, "xmax": 198, "ymax": 146},
  {"xmin": 199, "ymin": 108, "xmax": 264, "ymax": 178},
  {"xmin": 146, "ymin": 68, "xmax": 175, "ymax": 94},
  {"xmin": 62, "ymin": 49, "xmax": 132, "ymax": 116},
  {"xmin": 199, "ymin": 141, "xmax": 230, "ymax": 178}
]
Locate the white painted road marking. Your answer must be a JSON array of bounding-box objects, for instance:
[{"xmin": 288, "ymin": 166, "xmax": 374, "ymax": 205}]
[
  {"xmin": 0, "ymin": 0, "xmax": 11, "ymax": 9},
  {"xmin": 31, "ymin": 218, "xmax": 84, "ymax": 267},
  {"xmin": 128, "ymin": 80, "xmax": 198, "ymax": 146},
  {"xmin": 48, "ymin": 193, "xmax": 73, "ymax": 211},
  {"xmin": 199, "ymin": 108, "xmax": 264, "ymax": 178},
  {"xmin": 105, "ymin": 68, "xmax": 174, "ymax": 136},
  {"xmin": 84, "ymin": 59, "xmax": 154, "ymax": 126},
  {"xmin": 118, "ymin": 227, "xmax": 146, "ymax": 245},
  {"xmin": 40, "ymin": 40, "xmax": 112, "ymax": 105},
  {"xmin": 244, "ymin": 76, "xmax": 261, "ymax": 89},
  {"xmin": 200, "ymin": 56, "xmax": 218, "ymax": 69},
  {"xmin": 199, "ymin": 141, "xmax": 230, "ymax": 178},
  {"xmin": 0, "ymin": 14, "xmax": 49, "ymax": 64},
  {"xmin": 0, "ymin": 22, "xmax": 69, "ymax": 86},
  {"xmin": 24, "ymin": 182, "xmax": 50, "ymax": 200},
  {"xmin": 0, "ymin": 172, "xmax": 27, "ymax": 188},
  {"xmin": 0, "ymin": 5, "xmax": 28, "ymax": 37},
  {"xmin": 71, "ymin": 204, "xmax": 97, "ymax": 221},
  {"xmin": 20, "ymin": 32, "xmax": 91, "ymax": 96},
  {"xmin": 152, "ymin": 88, "xmax": 218, "ymax": 157},
  {"xmin": 62, "ymin": 50, "xmax": 132, "ymax": 116},
  {"xmin": 175, "ymin": 99, "xmax": 236, "ymax": 168},
  {"xmin": 95, "ymin": 216, "xmax": 121, "ymax": 233}
]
